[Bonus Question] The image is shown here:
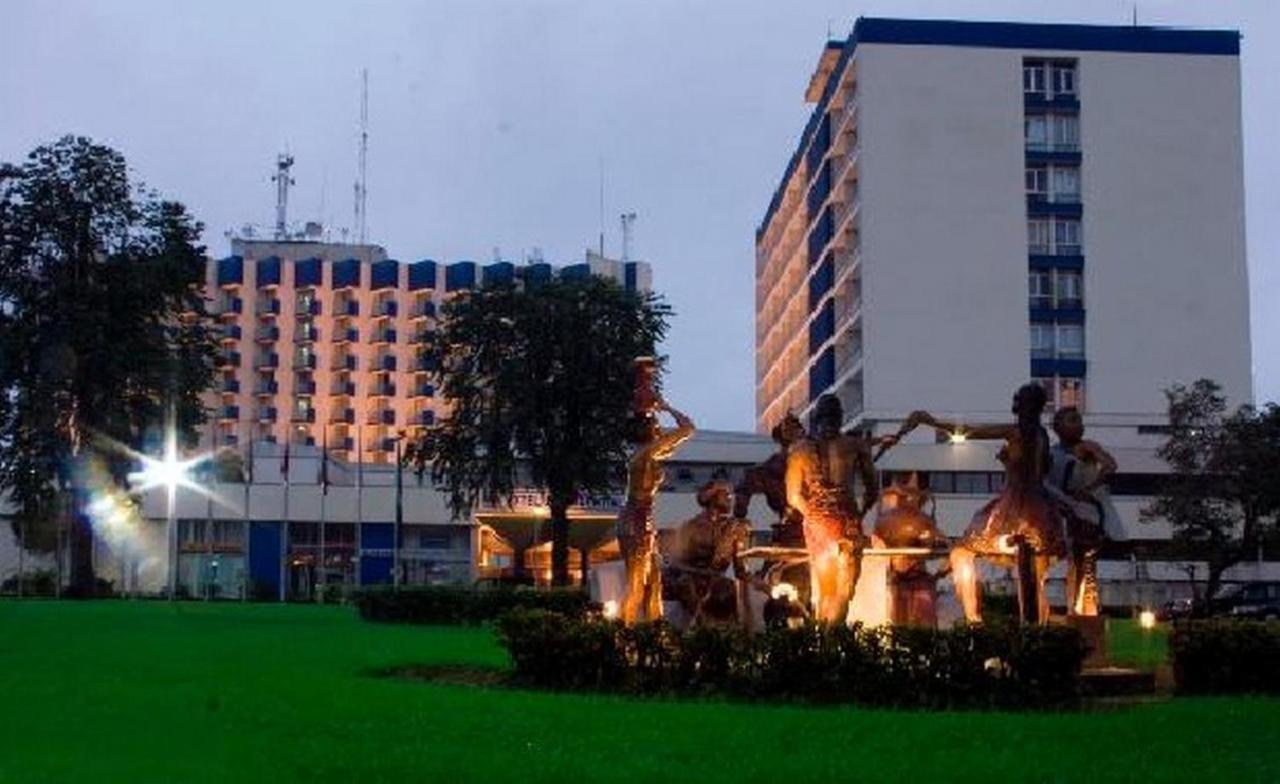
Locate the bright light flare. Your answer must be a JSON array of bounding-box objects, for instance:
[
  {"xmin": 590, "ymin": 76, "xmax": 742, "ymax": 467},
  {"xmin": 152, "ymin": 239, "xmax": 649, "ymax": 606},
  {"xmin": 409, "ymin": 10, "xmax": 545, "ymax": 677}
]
[
  {"xmin": 1139, "ymin": 609, "xmax": 1157, "ymax": 630},
  {"xmin": 771, "ymin": 582, "xmax": 799, "ymax": 603},
  {"xmin": 602, "ymin": 600, "xmax": 619, "ymax": 619},
  {"xmin": 127, "ymin": 452, "xmax": 207, "ymax": 494},
  {"xmin": 949, "ymin": 430, "xmax": 968, "ymax": 444}
]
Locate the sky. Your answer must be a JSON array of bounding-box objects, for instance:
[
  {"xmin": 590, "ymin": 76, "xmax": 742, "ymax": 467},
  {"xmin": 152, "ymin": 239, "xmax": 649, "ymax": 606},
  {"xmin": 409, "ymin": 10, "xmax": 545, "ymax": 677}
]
[{"xmin": 2, "ymin": 0, "xmax": 1275, "ymax": 431}]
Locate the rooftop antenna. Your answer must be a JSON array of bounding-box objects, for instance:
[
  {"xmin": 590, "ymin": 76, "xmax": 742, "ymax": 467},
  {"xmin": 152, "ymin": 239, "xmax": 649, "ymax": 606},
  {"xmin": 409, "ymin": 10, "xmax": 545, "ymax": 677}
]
[
  {"xmin": 272, "ymin": 152, "xmax": 295, "ymax": 240},
  {"xmin": 598, "ymin": 157, "xmax": 605, "ymax": 256},
  {"xmin": 620, "ymin": 212, "xmax": 637, "ymax": 262},
  {"xmin": 354, "ymin": 68, "xmax": 369, "ymax": 245}
]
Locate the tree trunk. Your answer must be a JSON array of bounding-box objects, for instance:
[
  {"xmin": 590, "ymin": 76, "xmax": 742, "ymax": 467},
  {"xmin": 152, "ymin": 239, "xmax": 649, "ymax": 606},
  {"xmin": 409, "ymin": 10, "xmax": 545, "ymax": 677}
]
[
  {"xmin": 549, "ymin": 491, "xmax": 573, "ymax": 588},
  {"xmin": 67, "ymin": 490, "xmax": 96, "ymax": 597}
]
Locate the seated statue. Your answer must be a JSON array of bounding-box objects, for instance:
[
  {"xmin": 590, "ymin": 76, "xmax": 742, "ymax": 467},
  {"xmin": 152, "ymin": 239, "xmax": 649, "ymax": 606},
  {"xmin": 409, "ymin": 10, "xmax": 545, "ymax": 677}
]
[
  {"xmin": 1047, "ymin": 406, "xmax": 1119, "ymax": 617},
  {"xmin": 664, "ymin": 480, "xmax": 752, "ymax": 627},
  {"xmin": 872, "ymin": 472, "xmax": 945, "ymax": 627}
]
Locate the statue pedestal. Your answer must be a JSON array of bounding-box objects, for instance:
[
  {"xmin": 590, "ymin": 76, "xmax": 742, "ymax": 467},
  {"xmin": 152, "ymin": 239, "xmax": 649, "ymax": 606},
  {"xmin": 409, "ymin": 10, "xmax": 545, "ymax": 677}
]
[
  {"xmin": 1064, "ymin": 614, "xmax": 1108, "ymax": 668},
  {"xmin": 847, "ymin": 556, "xmax": 891, "ymax": 626}
]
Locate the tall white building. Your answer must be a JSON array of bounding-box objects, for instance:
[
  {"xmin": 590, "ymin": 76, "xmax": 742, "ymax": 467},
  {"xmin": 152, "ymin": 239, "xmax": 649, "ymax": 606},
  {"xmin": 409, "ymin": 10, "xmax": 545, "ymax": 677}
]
[{"xmin": 755, "ymin": 18, "xmax": 1251, "ymax": 436}]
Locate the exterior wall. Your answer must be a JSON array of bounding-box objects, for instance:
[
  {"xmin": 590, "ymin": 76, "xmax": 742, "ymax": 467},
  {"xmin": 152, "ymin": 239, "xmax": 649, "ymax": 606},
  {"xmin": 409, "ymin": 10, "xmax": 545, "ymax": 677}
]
[{"xmin": 858, "ymin": 43, "xmax": 1028, "ymax": 423}]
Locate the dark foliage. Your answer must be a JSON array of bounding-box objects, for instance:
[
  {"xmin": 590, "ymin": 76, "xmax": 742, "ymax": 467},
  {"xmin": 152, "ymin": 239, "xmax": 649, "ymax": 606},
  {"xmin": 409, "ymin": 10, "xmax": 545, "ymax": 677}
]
[
  {"xmin": 1143, "ymin": 380, "xmax": 1280, "ymax": 604},
  {"xmin": 497, "ymin": 609, "xmax": 1088, "ymax": 710},
  {"xmin": 1171, "ymin": 619, "xmax": 1280, "ymax": 695},
  {"xmin": 0, "ymin": 136, "xmax": 216, "ymax": 592},
  {"xmin": 402, "ymin": 277, "xmax": 671, "ymax": 586},
  {"xmin": 354, "ymin": 585, "xmax": 594, "ymax": 625}
]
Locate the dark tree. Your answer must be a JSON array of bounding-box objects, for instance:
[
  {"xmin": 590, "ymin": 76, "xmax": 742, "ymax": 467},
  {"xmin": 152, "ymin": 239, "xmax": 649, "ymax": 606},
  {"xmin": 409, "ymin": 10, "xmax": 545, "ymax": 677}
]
[
  {"xmin": 404, "ymin": 276, "xmax": 671, "ymax": 586},
  {"xmin": 0, "ymin": 136, "xmax": 216, "ymax": 594},
  {"xmin": 1143, "ymin": 379, "xmax": 1280, "ymax": 606}
]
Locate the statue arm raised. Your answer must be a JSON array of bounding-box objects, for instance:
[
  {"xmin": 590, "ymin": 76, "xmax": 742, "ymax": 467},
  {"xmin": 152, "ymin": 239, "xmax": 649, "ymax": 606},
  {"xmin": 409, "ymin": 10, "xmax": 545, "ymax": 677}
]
[
  {"xmin": 908, "ymin": 410, "xmax": 1013, "ymax": 441},
  {"xmin": 650, "ymin": 402, "xmax": 696, "ymax": 459}
]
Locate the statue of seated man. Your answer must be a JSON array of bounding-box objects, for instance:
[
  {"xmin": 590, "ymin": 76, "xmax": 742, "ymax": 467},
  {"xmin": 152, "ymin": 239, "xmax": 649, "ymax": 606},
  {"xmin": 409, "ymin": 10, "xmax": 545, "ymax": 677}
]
[{"xmin": 663, "ymin": 479, "xmax": 752, "ymax": 626}]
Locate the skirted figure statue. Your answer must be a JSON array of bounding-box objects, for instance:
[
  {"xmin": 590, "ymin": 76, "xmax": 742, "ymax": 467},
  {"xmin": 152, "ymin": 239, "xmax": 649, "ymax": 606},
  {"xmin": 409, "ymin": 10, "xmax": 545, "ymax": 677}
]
[
  {"xmin": 909, "ymin": 383, "xmax": 1066, "ymax": 625},
  {"xmin": 617, "ymin": 358, "xmax": 695, "ymax": 624}
]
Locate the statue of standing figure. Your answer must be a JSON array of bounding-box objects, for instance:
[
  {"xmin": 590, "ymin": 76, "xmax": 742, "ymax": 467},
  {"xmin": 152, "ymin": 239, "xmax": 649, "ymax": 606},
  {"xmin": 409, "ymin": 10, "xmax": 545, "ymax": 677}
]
[
  {"xmin": 785, "ymin": 395, "xmax": 898, "ymax": 625},
  {"xmin": 617, "ymin": 359, "xmax": 695, "ymax": 624},
  {"xmin": 1047, "ymin": 406, "xmax": 1119, "ymax": 617},
  {"xmin": 909, "ymin": 383, "xmax": 1066, "ymax": 624}
]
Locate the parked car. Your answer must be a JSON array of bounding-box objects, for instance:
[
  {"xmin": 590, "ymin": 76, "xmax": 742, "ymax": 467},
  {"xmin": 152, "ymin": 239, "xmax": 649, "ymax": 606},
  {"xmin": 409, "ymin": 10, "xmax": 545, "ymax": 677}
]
[{"xmin": 1217, "ymin": 582, "xmax": 1280, "ymax": 620}]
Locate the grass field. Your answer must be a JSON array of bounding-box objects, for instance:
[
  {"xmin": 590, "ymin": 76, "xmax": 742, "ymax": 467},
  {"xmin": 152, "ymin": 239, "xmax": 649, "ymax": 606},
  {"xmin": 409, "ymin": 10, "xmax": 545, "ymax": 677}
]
[{"xmin": 0, "ymin": 601, "xmax": 1276, "ymax": 783}]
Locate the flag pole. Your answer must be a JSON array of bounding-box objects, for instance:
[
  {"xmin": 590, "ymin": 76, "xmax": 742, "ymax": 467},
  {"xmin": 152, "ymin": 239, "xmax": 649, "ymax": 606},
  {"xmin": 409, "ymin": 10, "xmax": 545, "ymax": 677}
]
[
  {"xmin": 319, "ymin": 426, "xmax": 328, "ymax": 603},
  {"xmin": 280, "ymin": 439, "xmax": 290, "ymax": 602}
]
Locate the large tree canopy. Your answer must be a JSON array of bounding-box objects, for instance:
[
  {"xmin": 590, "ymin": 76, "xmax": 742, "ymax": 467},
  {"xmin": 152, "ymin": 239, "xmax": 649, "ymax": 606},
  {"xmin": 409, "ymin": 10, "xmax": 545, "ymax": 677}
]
[
  {"xmin": 1143, "ymin": 379, "xmax": 1280, "ymax": 605},
  {"xmin": 0, "ymin": 136, "xmax": 216, "ymax": 593},
  {"xmin": 405, "ymin": 275, "xmax": 671, "ymax": 586}
]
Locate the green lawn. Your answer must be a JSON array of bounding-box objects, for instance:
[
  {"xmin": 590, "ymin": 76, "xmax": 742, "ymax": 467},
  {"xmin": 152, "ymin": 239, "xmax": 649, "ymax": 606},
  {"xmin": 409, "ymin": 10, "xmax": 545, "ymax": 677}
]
[{"xmin": 0, "ymin": 602, "xmax": 1276, "ymax": 784}]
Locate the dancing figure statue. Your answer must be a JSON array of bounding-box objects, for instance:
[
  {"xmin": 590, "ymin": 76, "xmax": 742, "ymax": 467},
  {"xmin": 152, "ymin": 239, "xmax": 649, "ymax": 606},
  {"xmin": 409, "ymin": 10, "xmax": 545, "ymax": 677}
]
[
  {"xmin": 910, "ymin": 383, "xmax": 1066, "ymax": 624},
  {"xmin": 617, "ymin": 399, "xmax": 695, "ymax": 624},
  {"xmin": 785, "ymin": 395, "xmax": 895, "ymax": 625},
  {"xmin": 1048, "ymin": 406, "xmax": 1119, "ymax": 617},
  {"xmin": 664, "ymin": 480, "xmax": 752, "ymax": 627}
]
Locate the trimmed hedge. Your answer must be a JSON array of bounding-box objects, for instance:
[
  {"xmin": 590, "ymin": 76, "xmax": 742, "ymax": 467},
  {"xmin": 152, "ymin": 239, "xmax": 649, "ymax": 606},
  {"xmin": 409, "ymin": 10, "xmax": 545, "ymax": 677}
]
[
  {"xmin": 1171, "ymin": 619, "xmax": 1280, "ymax": 695},
  {"xmin": 497, "ymin": 609, "xmax": 1088, "ymax": 710},
  {"xmin": 354, "ymin": 585, "xmax": 594, "ymax": 625}
]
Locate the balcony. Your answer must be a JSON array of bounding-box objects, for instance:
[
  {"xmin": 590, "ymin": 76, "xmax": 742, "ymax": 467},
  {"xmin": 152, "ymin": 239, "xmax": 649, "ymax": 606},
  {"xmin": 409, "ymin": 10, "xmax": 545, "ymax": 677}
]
[
  {"xmin": 295, "ymin": 379, "xmax": 317, "ymax": 395},
  {"xmin": 294, "ymin": 326, "xmax": 319, "ymax": 343},
  {"xmin": 219, "ymin": 405, "xmax": 240, "ymax": 421},
  {"xmin": 220, "ymin": 324, "xmax": 242, "ymax": 341},
  {"xmin": 410, "ymin": 329, "xmax": 433, "ymax": 345},
  {"xmin": 409, "ymin": 383, "xmax": 435, "ymax": 398},
  {"xmin": 296, "ymin": 299, "xmax": 321, "ymax": 317},
  {"xmin": 254, "ymin": 380, "xmax": 279, "ymax": 396},
  {"xmin": 332, "ymin": 327, "xmax": 359, "ymax": 344},
  {"xmin": 336, "ymin": 300, "xmax": 359, "ymax": 317},
  {"xmin": 221, "ymin": 378, "xmax": 241, "ymax": 394},
  {"xmin": 371, "ymin": 381, "xmax": 397, "ymax": 397},
  {"xmin": 330, "ymin": 408, "xmax": 355, "ymax": 425},
  {"xmin": 255, "ymin": 298, "xmax": 281, "ymax": 317},
  {"xmin": 291, "ymin": 408, "xmax": 317, "ymax": 424},
  {"xmin": 292, "ymin": 354, "xmax": 317, "ymax": 371},
  {"xmin": 375, "ymin": 355, "xmax": 397, "ymax": 372},
  {"xmin": 330, "ymin": 380, "xmax": 356, "ymax": 396},
  {"xmin": 255, "ymin": 353, "xmax": 280, "ymax": 370},
  {"xmin": 370, "ymin": 328, "xmax": 397, "ymax": 344},
  {"xmin": 254, "ymin": 326, "xmax": 280, "ymax": 342},
  {"xmin": 217, "ymin": 351, "xmax": 241, "ymax": 368},
  {"xmin": 331, "ymin": 355, "xmax": 357, "ymax": 372},
  {"xmin": 256, "ymin": 407, "xmax": 278, "ymax": 422},
  {"xmin": 376, "ymin": 300, "xmax": 399, "ymax": 318},
  {"xmin": 215, "ymin": 296, "xmax": 243, "ymax": 316},
  {"xmin": 338, "ymin": 436, "xmax": 355, "ymax": 451},
  {"xmin": 368, "ymin": 409, "xmax": 396, "ymax": 426},
  {"xmin": 410, "ymin": 301, "xmax": 436, "ymax": 319},
  {"xmin": 415, "ymin": 410, "xmax": 436, "ymax": 426}
]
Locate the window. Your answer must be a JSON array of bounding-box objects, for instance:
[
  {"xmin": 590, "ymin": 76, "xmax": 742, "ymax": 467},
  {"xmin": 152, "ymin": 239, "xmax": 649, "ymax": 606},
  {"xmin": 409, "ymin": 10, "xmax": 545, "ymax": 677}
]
[
  {"xmin": 1054, "ymin": 219, "xmax": 1082, "ymax": 255},
  {"xmin": 1052, "ymin": 167, "xmax": 1080, "ymax": 202},
  {"xmin": 1055, "ymin": 271, "xmax": 1083, "ymax": 309},
  {"xmin": 1057, "ymin": 324, "xmax": 1085, "ymax": 358},
  {"xmin": 1023, "ymin": 62, "xmax": 1047, "ymax": 95},
  {"xmin": 954, "ymin": 473, "xmax": 991, "ymax": 495},
  {"xmin": 1053, "ymin": 64, "xmax": 1077, "ymax": 96},
  {"xmin": 1029, "ymin": 271, "xmax": 1053, "ymax": 309},
  {"xmin": 1024, "ymin": 116, "xmax": 1048, "ymax": 150},
  {"xmin": 1052, "ymin": 115, "xmax": 1079, "ymax": 151},
  {"xmin": 1027, "ymin": 219, "xmax": 1051, "ymax": 255},
  {"xmin": 1030, "ymin": 324, "xmax": 1055, "ymax": 359},
  {"xmin": 1059, "ymin": 377, "xmax": 1085, "ymax": 409},
  {"xmin": 1025, "ymin": 167, "xmax": 1048, "ymax": 199}
]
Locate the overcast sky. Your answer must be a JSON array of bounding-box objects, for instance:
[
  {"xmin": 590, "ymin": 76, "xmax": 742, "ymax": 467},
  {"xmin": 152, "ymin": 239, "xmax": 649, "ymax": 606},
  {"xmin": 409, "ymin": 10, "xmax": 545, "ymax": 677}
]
[{"xmin": 2, "ymin": 0, "xmax": 1275, "ymax": 430}]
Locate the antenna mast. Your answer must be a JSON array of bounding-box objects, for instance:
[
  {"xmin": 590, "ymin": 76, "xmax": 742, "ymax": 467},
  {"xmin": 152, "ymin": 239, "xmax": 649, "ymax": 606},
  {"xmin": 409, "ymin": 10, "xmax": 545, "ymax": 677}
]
[
  {"xmin": 354, "ymin": 68, "xmax": 369, "ymax": 245},
  {"xmin": 272, "ymin": 153, "xmax": 295, "ymax": 240},
  {"xmin": 620, "ymin": 212, "xmax": 637, "ymax": 262}
]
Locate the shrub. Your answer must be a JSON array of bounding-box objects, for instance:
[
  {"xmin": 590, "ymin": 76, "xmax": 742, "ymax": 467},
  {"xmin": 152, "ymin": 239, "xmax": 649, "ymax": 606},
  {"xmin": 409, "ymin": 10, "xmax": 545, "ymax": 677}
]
[
  {"xmin": 496, "ymin": 609, "xmax": 1087, "ymax": 710},
  {"xmin": 1, "ymin": 570, "xmax": 58, "ymax": 596},
  {"xmin": 355, "ymin": 585, "xmax": 594, "ymax": 625},
  {"xmin": 1170, "ymin": 619, "xmax": 1280, "ymax": 695}
]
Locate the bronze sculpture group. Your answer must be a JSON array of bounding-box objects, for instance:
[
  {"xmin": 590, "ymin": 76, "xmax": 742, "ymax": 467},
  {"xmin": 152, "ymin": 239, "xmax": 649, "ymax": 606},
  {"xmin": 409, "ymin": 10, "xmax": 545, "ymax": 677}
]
[{"xmin": 619, "ymin": 363, "xmax": 1118, "ymax": 630}]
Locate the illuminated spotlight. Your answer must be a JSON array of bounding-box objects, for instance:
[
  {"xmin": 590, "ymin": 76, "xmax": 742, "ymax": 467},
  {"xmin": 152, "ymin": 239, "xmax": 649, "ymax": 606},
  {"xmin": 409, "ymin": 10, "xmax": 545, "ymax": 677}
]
[
  {"xmin": 127, "ymin": 452, "xmax": 208, "ymax": 494},
  {"xmin": 601, "ymin": 599, "xmax": 619, "ymax": 619},
  {"xmin": 1139, "ymin": 609, "xmax": 1157, "ymax": 630},
  {"xmin": 771, "ymin": 582, "xmax": 799, "ymax": 603},
  {"xmin": 949, "ymin": 430, "xmax": 968, "ymax": 444}
]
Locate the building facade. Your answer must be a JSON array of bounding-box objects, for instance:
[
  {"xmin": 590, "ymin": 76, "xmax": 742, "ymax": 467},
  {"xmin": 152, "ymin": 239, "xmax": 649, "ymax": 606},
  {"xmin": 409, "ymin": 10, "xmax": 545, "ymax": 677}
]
[
  {"xmin": 208, "ymin": 239, "xmax": 652, "ymax": 463},
  {"xmin": 755, "ymin": 18, "xmax": 1251, "ymax": 435}
]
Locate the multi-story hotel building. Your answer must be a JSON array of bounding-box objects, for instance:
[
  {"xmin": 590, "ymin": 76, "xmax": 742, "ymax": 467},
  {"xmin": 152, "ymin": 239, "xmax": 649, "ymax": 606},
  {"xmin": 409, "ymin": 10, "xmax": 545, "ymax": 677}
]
[
  {"xmin": 207, "ymin": 239, "xmax": 652, "ymax": 463},
  {"xmin": 755, "ymin": 18, "xmax": 1251, "ymax": 436}
]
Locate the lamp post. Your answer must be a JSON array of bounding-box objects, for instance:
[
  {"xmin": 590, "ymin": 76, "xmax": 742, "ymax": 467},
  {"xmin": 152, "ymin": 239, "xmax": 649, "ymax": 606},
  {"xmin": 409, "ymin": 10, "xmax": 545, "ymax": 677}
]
[{"xmin": 393, "ymin": 431, "xmax": 405, "ymax": 589}]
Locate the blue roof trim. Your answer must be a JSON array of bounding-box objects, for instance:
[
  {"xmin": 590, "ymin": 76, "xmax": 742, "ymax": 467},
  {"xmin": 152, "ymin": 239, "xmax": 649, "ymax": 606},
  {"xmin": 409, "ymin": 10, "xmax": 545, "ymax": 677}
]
[
  {"xmin": 757, "ymin": 17, "xmax": 1239, "ymax": 239},
  {"xmin": 855, "ymin": 18, "xmax": 1239, "ymax": 56}
]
